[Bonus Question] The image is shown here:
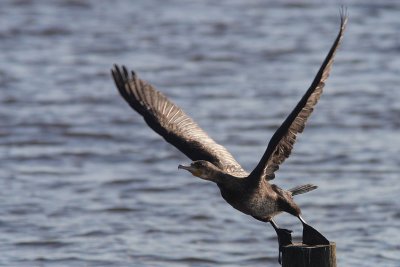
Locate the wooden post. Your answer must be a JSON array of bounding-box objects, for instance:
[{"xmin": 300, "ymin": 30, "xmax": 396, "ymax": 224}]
[{"xmin": 282, "ymin": 242, "xmax": 336, "ymax": 267}]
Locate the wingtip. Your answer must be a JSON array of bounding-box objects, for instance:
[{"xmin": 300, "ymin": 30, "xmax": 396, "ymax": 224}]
[
  {"xmin": 112, "ymin": 63, "xmax": 121, "ymax": 74},
  {"xmin": 339, "ymin": 5, "xmax": 349, "ymax": 28},
  {"xmin": 122, "ymin": 65, "xmax": 128, "ymax": 78},
  {"xmin": 111, "ymin": 64, "xmax": 137, "ymax": 84}
]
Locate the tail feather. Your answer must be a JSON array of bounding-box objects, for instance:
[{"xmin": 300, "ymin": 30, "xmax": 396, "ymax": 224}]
[{"xmin": 289, "ymin": 184, "xmax": 318, "ymax": 196}]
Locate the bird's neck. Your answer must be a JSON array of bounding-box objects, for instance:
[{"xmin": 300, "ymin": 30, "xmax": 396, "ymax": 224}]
[{"xmin": 215, "ymin": 173, "xmax": 244, "ymax": 189}]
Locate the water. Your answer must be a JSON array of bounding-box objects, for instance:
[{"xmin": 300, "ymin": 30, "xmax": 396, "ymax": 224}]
[{"xmin": 1, "ymin": 0, "xmax": 399, "ymax": 266}]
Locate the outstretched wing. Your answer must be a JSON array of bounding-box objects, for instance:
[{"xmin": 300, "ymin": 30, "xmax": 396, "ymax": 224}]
[
  {"xmin": 249, "ymin": 11, "xmax": 348, "ymax": 181},
  {"xmin": 112, "ymin": 65, "xmax": 246, "ymax": 176}
]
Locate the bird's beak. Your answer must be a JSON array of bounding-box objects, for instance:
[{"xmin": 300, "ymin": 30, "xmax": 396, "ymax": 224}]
[
  {"xmin": 178, "ymin": 164, "xmax": 200, "ymax": 177},
  {"xmin": 178, "ymin": 164, "xmax": 192, "ymax": 171}
]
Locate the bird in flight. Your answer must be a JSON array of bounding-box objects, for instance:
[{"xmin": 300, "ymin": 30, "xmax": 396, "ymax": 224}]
[{"xmin": 111, "ymin": 11, "xmax": 347, "ymax": 264}]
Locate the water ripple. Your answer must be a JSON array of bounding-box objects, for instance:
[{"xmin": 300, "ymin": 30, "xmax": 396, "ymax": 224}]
[{"xmin": 1, "ymin": 1, "xmax": 399, "ymax": 267}]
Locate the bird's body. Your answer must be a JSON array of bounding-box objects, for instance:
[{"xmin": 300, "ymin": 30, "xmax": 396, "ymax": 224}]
[
  {"xmin": 111, "ymin": 10, "xmax": 347, "ymax": 263},
  {"xmin": 205, "ymin": 172, "xmax": 296, "ymax": 220},
  {"xmin": 220, "ymin": 180, "xmax": 286, "ymax": 220}
]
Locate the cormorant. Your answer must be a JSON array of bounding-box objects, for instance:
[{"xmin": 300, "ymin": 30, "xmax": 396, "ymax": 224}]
[{"xmin": 111, "ymin": 11, "xmax": 347, "ymax": 264}]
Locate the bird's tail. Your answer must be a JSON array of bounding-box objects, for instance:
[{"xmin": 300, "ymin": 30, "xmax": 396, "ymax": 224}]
[{"xmin": 289, "ymin": 184, "xmax": 318, "ymax": 196}]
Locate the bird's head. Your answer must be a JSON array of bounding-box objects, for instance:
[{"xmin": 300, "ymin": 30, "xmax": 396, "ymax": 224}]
[{"xmin": 178, "ymin": 160, "xmax": 222, "ymax": 182}]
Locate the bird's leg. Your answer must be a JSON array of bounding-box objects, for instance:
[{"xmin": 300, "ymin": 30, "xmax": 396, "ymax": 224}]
[
  {"xmin": 298, "ymin": 215, "xmax": 329, "ymax": 245},
  {"xmin": 270, "ymin": 219, "xmax": 292, "ymax": 264}
]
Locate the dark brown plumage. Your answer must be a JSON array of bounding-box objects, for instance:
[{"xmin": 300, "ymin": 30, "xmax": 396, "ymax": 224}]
[
  {"xmin": 111, "ymin": 11, "xmax": 347, "ymax": 264},
  {"xmin": 112, "ymin": 64, "xmax": 247, "ymax": 177},
  {"xmin": 250, "ymin": 14, "xmax": 347, "ymax": 182}
]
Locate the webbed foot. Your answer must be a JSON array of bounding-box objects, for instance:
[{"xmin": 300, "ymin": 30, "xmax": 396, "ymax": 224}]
[
  {"xmin": 275, "ymin": 227, "xmax": 293, "ymax": 247},
  {"xmin": 299, "ymin": 215, "xmax": 329, "ymax": 245},
  {"xmin": 270, "ymin": 220, "xmax": 293, "ymax": 264}
]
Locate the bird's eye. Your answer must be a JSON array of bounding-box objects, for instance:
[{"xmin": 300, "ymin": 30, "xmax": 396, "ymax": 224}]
[{"xmin": 192, "ymin": 161, "xmax": 204, "ymax": 168}]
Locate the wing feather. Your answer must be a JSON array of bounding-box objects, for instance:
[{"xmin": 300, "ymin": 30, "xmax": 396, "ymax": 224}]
[
  {"xmin": 112, "ymin": 65, "xmax": 246, "ymax": 176},
  {"xmin": 249, "ymin": 11, "xmax": 348, "ymax": 181}
]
